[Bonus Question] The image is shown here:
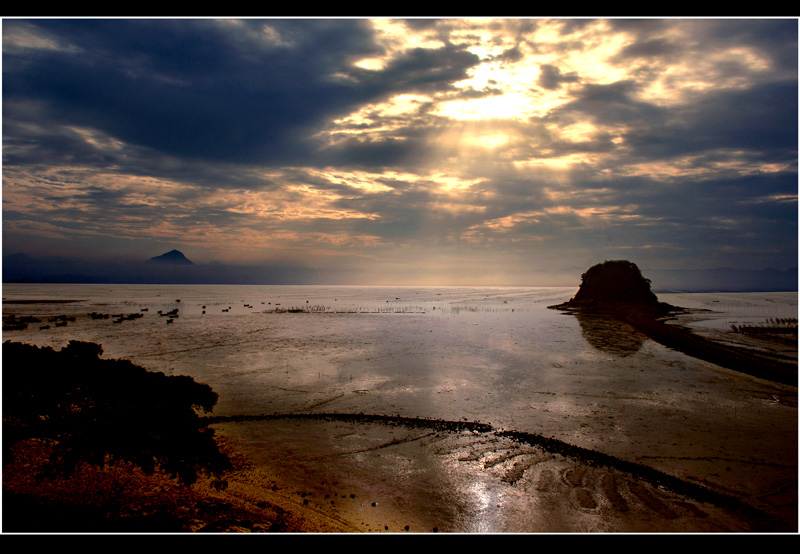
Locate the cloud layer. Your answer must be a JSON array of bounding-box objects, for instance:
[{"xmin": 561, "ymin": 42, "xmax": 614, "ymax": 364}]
[{"xmin": 3, "ymin": 18, "xmax": 797, "ymax": 286}]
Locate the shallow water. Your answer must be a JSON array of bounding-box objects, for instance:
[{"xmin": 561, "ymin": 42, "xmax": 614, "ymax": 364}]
[{"xmin": 3, "ymin": 284, "xmax": 797, "ymax": 531}]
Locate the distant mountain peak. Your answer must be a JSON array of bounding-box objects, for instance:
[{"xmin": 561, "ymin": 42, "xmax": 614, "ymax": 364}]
[{"xmin": 149, "ymin": 249, "xmax": 193, "ymax": 265}]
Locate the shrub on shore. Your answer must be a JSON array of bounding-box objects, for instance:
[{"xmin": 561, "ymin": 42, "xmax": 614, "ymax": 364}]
[{"xmin": 2, "ymin": 340, "xmax": 231, "ymax": 485}]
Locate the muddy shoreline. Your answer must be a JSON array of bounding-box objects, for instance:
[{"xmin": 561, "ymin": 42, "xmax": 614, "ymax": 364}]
[
  {"xmin": 203, "ymin": 412, "xmax": 789, "ymax": 531},
  {"xmin": 3, "ymin": 288, "xmax": 796, "ymax": 533},
  {"xmin": 550, "ymin": 303, "xmax": 798, "ymax": 387},
  {"xmin": 6, "ymin": 409, "xmax": 794, "ymax": 533}
]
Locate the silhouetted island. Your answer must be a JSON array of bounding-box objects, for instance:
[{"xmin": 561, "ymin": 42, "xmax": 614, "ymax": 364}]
[
  {"xmin": 550, "ymin": 260, "xmax": 673, "ymax": 315},
  {"xmin": 550, "ymin": 260, "xmax": 797, "ymax": 386},
  {"xmin": 149, "ymin": 249, "xmax": 193, "ymax": 265}
]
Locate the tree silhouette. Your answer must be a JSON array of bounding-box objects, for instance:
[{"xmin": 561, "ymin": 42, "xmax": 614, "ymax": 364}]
[{"xmin": 3, "ymin": 340, "xmax": 231, "ymax": 485}]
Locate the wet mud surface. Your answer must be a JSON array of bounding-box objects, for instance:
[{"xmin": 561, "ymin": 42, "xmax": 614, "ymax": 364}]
[
  {"xmin": 208, "ymin": 413, "xmax": 795, "ymax": 533},
  {"xmin": 3, "ymin": 286, "xmax": 796, "ymax": 533}
]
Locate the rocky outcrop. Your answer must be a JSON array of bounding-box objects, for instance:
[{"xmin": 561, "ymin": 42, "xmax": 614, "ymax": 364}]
[{"xmin": 550, "ymin": 260, "xmax": 672, "ymax": 316}]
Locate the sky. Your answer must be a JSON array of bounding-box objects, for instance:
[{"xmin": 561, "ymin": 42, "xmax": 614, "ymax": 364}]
[{"xmin": 2, "ymin": 18, "xmax": 798, "ymax": 287}]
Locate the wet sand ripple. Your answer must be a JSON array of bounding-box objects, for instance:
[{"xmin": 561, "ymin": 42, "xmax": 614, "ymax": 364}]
[{"xmin": 204, "ymin": 412, "xmax": 790, "ymax": 531}]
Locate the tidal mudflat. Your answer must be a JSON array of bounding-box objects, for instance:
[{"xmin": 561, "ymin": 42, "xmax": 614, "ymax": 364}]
[{"xmin": 2, "ymin": 284, "xmax": 796, "ymax": 532}]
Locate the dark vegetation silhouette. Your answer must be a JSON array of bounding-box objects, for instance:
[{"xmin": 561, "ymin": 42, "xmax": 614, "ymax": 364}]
[{"xmin": 2, "ymin": 340, "xmax": 231, "ymax": 485}]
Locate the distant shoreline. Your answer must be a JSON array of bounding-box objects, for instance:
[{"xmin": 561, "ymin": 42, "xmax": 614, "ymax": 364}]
[
  {"xmin": 2, "ymin": 299, "xmax": 86, "ymax": 304},
  {"xmin": 2, "ymin": 281, "xmax": 797, "ymax": 294}
]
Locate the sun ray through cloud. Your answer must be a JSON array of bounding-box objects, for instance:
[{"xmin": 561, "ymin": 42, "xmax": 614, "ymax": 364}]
[{"xmin": 2, "ymin": 17, "xmax": 796, "ymax": 286}]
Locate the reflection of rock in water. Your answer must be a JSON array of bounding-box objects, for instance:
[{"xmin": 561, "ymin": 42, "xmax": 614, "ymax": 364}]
[{"xmin": 574, "ymin": 313, "xmax": 646, "ymax": 357}]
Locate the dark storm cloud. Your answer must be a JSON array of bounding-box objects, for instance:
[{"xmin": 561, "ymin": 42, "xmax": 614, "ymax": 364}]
[
  {"xmin": 3, "ymin": 19, "xmax": 383, "ymax": 165},
  {"xmin": 610, "ymin": 18, "xmax": 798, "ymax": 74},
  {"xmin": 537, "ymin": 64, "xmax": 580, "ymax": 90},
  {"xmin": 703, "ymin": 18, "xmax": 799, "ymax": 72},
  {"xmin": 401, "ymin": 19, "xmax": 440, "ymax": 32},
  {"xmin": 606, "ymin": 19, "xmax": 673, "ymax": 41},
  {"xmin": 2, "ymin": 18, "xmax": 796, "ymax": 286},
  {"xmin": 556, "ymin": 19, "xmax": 597, "ymax": 36},
  {"xmin": 617, "ymin": 37, "xmax": 680, "ymax": 59},
  {"xmin": 554, "ymin": 76, "xmax": 797, "ymax": 164},
  {"xmin": 554, "ymin": 80, "xmax": 666, "ymax": 129},
  {"xmin": 3, "ymin": 19, "xmax": 483, "ymax": 173},
  {"xmin": 614, "ymin": 80, "xmax": 797, "ymax": 164},
  {"xmin": 341, "ymin": 43, "xmax": 480, "ymax": 95},
  {"xmin": 680, "ymin": 81, "xmax": 798, "ymax": 156},
  {"xmin": 495, "ymin": 45, "xmax": 525, "ymax": 64},
  {"xmin": 316, "ymin": 137, "xmax": 426, "ymax": 168}
]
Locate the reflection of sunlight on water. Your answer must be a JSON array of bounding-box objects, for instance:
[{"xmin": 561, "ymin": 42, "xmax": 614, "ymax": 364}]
[{"xmin": 464, "ymin": 480, "xmax": 503, "ymax": 533}]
